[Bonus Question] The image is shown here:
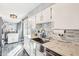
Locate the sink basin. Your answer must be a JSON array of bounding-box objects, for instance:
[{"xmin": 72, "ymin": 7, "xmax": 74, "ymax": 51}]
[{"xmin": 32, "ymin": 38, "xmax": 49, "ymax": 44}]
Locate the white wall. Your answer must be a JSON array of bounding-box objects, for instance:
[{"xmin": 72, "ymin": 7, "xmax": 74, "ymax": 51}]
[{"xmin": 52, "ymin": 3, "xmax": 79, "ymax": 29}]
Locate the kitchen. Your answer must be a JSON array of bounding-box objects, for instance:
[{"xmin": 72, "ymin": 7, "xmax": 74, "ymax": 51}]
[{"xmin": 0, "ymin": 3, "xmax": 79, "ymax": 56}]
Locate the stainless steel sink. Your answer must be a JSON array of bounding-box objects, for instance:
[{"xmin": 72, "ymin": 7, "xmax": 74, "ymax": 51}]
[{"xmin": 32, "ymin": 38, "xmax": 49, "ymax": 44}]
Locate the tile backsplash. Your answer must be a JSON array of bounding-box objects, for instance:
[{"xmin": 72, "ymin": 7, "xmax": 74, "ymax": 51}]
[
  {"xmin": 51, "ymin": 29, "xmax": 79, "ymax": 42},
  {"xmin": 36, "ymin": 22, "xmax": 53, "ymax": 38},
  {"xmin": 63, "ymin": 29, "xmax": 79, "ymax": 42},
  {"xmin": 36, "ymin": 22, "xmax": 79, "ymax": 42}
]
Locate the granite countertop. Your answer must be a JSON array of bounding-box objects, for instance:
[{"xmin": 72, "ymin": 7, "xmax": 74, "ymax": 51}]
[
  {"xmin": 31, "ymin": 33, "xmax": 79, "ymax": 56},
  {"xmin": 42, "ymin": 39, "xmax": 79, "ymax": 56}
]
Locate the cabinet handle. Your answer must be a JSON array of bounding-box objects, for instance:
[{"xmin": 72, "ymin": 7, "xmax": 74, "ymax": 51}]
[
  {"xmin": 40, "ymin": 12, "xmax": 43, "ymax": 21},
  {"xmin": 50, "ymin": 8, "xmax": 52, "ymax": 19}
]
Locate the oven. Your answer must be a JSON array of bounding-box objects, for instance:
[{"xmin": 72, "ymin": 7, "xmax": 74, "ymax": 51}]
[{"xmin": 46, "ymin": 48, "xmax": 62, "ymax": 56}]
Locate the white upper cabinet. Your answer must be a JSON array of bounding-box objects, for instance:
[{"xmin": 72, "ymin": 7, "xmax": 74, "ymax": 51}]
[
  {"xmin": 36, "ymin": 5, "xmax": 53, "ymax": 24},
  {"xmin": 28, "ymin": 16, "xmax": 36, "ymax": 29},
  {"xmin": 36, "ymin": 12, "xmax": 42, "ymax": 24},
  {"xmin": 42, "ymin": 7, "xmax": 52, "ymax": 22}
]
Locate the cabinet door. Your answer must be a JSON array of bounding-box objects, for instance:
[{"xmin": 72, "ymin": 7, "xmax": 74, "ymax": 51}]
[
  {"xmin": 36, "ymin": 51, "xmax": 44, "ymax": 56},
  {"xmin": 42, "ymin": 7, "xmax": 50, "ymax": 22},
  {"xmin": 30, "ymin": 16, "xmax": 36, "ymax": 29},
  {"xmin": 42, "ymin": 7, "xmax": 53, "ymax": 23},
  {"xmin": 24, "ymin": 18, "xmax": 32, "ymax": 55},
  {"xmin": 24, "ymin": 36, "xmax": 31, "ymax": 55},
  {"xmin": 36, "ymin": 12, "xmax": 42, "ymax": 24},
  {"xmin": 30, "ymin": 41, "xmax": 36, "ymax": 56}
]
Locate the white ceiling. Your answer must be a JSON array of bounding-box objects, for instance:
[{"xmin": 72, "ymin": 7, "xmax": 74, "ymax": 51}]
[{"xmin": 0, "ymin": 3, "xmax": 40, "ymax": 23}]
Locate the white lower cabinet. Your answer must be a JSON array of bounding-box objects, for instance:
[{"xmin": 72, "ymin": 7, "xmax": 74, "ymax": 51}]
[
  {"xmin": 36, "ymin": 50, "xmax": 44, "ymax": 56},
  {"xmin": 24, "ymin": 38, "xmax": 45, "ymax": 56},
  {"xmin": 30, "ymin": 40, "xmax": 45, "ymax": 56},
  {"xmin": 30, "ymin": 42, "xmax": 36, "ymax": 56},
  {"xmin": 24, "ymin": 36, "xmax": 31, "ymax": 55},
  {"xmin": 24, "ymin": 42, "xmax": 31, "ymax": 55}
]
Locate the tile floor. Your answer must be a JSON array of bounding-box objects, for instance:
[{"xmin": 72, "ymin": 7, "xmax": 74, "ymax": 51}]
[{"xmin": 2, "ymin": 41, "xmax": 25, "ymax": 56}]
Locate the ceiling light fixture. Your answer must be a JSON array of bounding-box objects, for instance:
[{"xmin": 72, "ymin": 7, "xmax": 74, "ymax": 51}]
[{"xmin": 10, "ymin": 14, "xmax": 17, "ymax": 19}]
